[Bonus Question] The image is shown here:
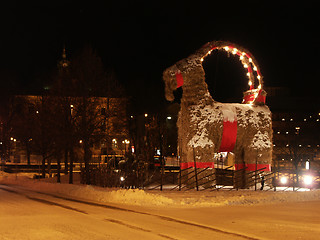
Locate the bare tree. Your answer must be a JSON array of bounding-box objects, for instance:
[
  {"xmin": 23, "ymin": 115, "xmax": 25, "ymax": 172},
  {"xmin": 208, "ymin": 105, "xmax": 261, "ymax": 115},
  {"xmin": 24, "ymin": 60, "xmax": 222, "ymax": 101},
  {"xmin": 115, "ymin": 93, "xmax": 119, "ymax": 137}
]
[
  {"xmin": 49, "ymin": 45, "xmax": 127, "ymax": 184},
  {"xmin": 0, "ymin": 70, "xmax": 19, "ymax": 163},
  {"xmin": 31, "ymin": 96, "xmax": 57, "ymax": 177},
  {"xmin": 10, "ymin": 96, "xmax": 35, "ymax": 165},
  {"xmin": 68, "ymin": 46, "xmax": 118, "ymax": 184}
]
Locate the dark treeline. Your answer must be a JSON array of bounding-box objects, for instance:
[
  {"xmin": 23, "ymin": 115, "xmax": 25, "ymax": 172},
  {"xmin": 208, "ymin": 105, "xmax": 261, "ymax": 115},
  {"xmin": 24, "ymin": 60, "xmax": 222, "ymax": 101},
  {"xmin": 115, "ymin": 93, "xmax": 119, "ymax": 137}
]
[{"xmin": 0, "ymin": 45, "xmax": 126, "ymax": 184}]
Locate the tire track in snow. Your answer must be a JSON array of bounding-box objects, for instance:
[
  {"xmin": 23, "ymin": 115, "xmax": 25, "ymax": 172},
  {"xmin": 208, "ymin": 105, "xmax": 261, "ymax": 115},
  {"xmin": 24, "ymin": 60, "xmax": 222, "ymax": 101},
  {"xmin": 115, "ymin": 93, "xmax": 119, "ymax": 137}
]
[
  {"xmin": 0, "ymin": 185, "xmax": 87, "ymax": 214},
  {"xmin": 1, "ymin": 185, "xmax": 260, "ymax": 240},
  {"xmin": 105, "ymin": 219, "xmax": 178, "ymax": 240},
  {"xmin": 27, "ymin": 196, "xmax": 88, "ymax": 214},
  {"xmin": 42, "ymin": 191, "xmax": 260, "ymax": 240}
]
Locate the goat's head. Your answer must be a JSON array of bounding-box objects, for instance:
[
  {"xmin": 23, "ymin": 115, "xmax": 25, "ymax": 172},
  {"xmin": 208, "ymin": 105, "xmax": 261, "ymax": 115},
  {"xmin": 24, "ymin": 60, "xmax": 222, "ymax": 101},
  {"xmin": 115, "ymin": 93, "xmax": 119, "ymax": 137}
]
[
  {"xmin": 163, "ymin": 63, "xmax": 180, "ymax": 102},
  {"xmin": 163, "ymin": 55, "xmax": 205, "ymax": 102}
]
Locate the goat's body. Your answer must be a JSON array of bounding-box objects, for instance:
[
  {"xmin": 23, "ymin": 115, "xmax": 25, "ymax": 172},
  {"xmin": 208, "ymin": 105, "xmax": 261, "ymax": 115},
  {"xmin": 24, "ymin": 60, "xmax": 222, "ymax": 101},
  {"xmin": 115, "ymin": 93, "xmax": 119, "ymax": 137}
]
[{"xmin": 178, "ymin": 90, "xmax": 272, "ymax": 166}]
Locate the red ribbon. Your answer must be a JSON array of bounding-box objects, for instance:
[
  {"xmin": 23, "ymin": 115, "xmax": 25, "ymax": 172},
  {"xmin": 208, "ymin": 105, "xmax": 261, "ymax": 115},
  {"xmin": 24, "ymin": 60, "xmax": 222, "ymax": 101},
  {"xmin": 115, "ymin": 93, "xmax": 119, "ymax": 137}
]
[
  {"xmin": 176, "ymin": 72, "xmax": 184, "ymax": 88},
  {"xmin": 242, "ymin": 89, "xmax": 266, "ymax": 104},
  {"xmin": 255, "ymin": 94, "xmax": 266, "ymax": 104},
  {"xmin": 243, "ymin": 93, "xmax": 255, "ymax": 103},
  {"xmin": 235, "ymin": 163, "xmax": 271, "ymax": 171},
  {"xmin": 180, "ymin": 162, "xmax": 271, "ymax": 171},
  {"xmin": 219, "ymin": 120, "xmax": 238, "ymax": 152}
]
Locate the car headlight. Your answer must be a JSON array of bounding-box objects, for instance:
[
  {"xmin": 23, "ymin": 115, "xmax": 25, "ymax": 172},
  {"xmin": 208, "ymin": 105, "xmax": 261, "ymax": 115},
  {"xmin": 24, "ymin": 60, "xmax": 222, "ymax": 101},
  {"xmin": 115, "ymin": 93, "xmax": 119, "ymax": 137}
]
[
  {"xmin": 303, "ymin": 175, "xmax": 312, "ymax": 185},
  {"xmin": 280, "ymin": 176, "xmax": 288, "ymax": 184}
]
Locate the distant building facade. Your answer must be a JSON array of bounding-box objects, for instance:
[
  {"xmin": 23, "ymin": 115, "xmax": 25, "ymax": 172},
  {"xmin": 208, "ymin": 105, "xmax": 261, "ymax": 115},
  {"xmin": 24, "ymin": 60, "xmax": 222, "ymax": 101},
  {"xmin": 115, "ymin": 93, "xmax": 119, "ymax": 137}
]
[
  {"xmin": 9, "ymin": 95, "xmax": 129, "ymax": 164},
  {"xmin": 266, "ymin": 87, "xmax": 320, "ymax": 174}
]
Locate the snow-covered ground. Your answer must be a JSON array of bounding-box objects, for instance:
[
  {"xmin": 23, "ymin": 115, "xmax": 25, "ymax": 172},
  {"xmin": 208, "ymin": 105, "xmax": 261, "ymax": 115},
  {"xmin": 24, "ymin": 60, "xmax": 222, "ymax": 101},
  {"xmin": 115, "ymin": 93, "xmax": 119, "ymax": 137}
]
[
  {"xmin": 1, "ymin": 171, "xmax": 320, "ymax": 240},
  {"xmin": 0, "ymin": 171, "xmax": 319, "ymax": 208}
]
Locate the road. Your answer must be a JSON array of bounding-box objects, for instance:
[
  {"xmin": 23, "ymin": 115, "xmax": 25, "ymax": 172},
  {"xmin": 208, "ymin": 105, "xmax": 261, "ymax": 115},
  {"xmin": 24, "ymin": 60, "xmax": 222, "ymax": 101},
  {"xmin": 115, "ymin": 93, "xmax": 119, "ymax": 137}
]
[{"xmin": 0, "ymin": 184, "xmax": 320, "ymax": 240}]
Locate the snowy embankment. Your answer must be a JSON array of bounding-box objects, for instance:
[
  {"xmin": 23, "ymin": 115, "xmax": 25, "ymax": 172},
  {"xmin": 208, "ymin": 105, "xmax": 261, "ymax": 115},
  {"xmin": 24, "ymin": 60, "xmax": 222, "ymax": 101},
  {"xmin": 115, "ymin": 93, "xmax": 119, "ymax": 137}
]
[{"xmin": 1, "ymin": 171, "xmax": 319, "ymax": 208}]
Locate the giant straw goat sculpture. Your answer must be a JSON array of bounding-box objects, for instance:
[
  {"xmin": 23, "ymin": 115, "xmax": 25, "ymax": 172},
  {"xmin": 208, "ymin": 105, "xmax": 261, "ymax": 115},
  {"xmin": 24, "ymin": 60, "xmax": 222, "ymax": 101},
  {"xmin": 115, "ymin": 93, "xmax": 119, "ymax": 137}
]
[{"xmin": 163, "ymin": 41, "xmax": 272, "ymax": 188}]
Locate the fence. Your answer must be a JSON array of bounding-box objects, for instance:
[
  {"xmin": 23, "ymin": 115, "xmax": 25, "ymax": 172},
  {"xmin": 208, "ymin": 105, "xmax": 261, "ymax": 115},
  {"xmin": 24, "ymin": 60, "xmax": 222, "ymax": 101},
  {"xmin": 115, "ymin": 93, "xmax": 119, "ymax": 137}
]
[{"xmin": 79, "ymin": 163, "xmax": 277, "ymax": 191}]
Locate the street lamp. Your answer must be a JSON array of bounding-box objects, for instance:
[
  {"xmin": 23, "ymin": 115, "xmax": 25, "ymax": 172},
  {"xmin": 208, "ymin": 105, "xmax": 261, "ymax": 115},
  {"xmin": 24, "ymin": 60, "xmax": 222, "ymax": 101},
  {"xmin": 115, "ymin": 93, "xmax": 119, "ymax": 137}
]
[{"xmin": 122, "ymin": 139, "xmax": 130, "ymax": 154}]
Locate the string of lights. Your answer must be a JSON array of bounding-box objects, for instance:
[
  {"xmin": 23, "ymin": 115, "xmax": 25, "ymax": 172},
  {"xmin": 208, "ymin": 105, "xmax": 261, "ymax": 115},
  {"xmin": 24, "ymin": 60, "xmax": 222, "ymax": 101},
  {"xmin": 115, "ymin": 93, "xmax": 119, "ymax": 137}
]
[{"xmin": 197, "ymin": 41, "xmax": 265, "ymax": 104}]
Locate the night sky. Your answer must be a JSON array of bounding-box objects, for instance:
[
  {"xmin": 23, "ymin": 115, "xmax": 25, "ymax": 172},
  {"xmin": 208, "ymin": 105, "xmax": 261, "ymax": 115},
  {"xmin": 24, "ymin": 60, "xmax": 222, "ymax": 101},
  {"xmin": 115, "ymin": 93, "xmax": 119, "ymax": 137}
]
[{"xmin": 0, "ymin": 1, "xmax": 318, "ymax": 112}]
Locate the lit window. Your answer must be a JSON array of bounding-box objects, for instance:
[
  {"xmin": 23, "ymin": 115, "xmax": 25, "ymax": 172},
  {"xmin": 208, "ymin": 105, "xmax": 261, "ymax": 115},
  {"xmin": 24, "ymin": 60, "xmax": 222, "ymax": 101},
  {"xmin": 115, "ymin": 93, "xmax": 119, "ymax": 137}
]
[{"xmin": 112, "ymin": 139, "xmax": 118, "ymax": 148}]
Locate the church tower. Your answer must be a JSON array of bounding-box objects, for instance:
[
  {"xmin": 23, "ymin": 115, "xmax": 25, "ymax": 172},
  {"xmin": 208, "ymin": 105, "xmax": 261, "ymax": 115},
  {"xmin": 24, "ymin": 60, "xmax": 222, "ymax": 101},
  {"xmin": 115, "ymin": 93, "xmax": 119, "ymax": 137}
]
[{"xmin": 57, "ymin": 45, "xmax": 70, "ymax": 70}]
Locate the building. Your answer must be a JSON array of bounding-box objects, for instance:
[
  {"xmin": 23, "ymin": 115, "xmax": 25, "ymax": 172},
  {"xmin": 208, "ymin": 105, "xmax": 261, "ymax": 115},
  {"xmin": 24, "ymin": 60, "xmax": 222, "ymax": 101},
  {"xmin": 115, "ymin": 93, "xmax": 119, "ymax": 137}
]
[
  {"xmin": 266, "ymin": 87, "xmax": 320, "ymax": 175},
  {"xmin": 272, "ymin": 111, "xmax": 320, "ymax": 171},
  {"xmin": 9, "ymin": 94, "xmax": 129, "ymax": 164}
]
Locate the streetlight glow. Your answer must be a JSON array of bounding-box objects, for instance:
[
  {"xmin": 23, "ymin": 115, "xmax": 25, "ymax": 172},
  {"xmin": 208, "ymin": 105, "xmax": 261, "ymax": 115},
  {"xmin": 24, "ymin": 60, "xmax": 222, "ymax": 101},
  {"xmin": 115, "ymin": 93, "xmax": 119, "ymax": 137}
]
[
  {"xmin": 303, "ymin": 175, "xmax": 312, "ymax": 185},
  {"xmin": 280, "ymin": 176, "xmax": 288, "ymax": 184}
]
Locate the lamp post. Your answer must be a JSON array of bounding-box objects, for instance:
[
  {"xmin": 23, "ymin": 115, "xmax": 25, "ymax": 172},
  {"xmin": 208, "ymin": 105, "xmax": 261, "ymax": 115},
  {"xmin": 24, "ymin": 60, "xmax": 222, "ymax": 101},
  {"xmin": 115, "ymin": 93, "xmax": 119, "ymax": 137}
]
[{"xmin": 122, "ymin": 139, "xmax": 130, "ymax": 154}]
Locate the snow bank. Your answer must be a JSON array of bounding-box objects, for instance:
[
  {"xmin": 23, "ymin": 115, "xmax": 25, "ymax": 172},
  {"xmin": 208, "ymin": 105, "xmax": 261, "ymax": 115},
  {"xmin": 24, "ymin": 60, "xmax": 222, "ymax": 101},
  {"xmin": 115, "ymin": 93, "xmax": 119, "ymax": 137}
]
[
  {"xmin": 1, "ymin": 171, "xmax": 320, "ymax": 208},
  {"xmin": 0, "ymin": 172, "xmax": 174, "ymax": 207}
]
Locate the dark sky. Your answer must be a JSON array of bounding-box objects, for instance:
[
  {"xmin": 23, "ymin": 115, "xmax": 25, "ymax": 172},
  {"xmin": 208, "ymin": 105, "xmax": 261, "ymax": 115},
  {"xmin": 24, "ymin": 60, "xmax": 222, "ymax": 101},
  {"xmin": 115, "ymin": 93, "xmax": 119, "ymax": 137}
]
[{"xmin": 0, "ymin": 1, "xmax": 318, "ymax": 112}]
